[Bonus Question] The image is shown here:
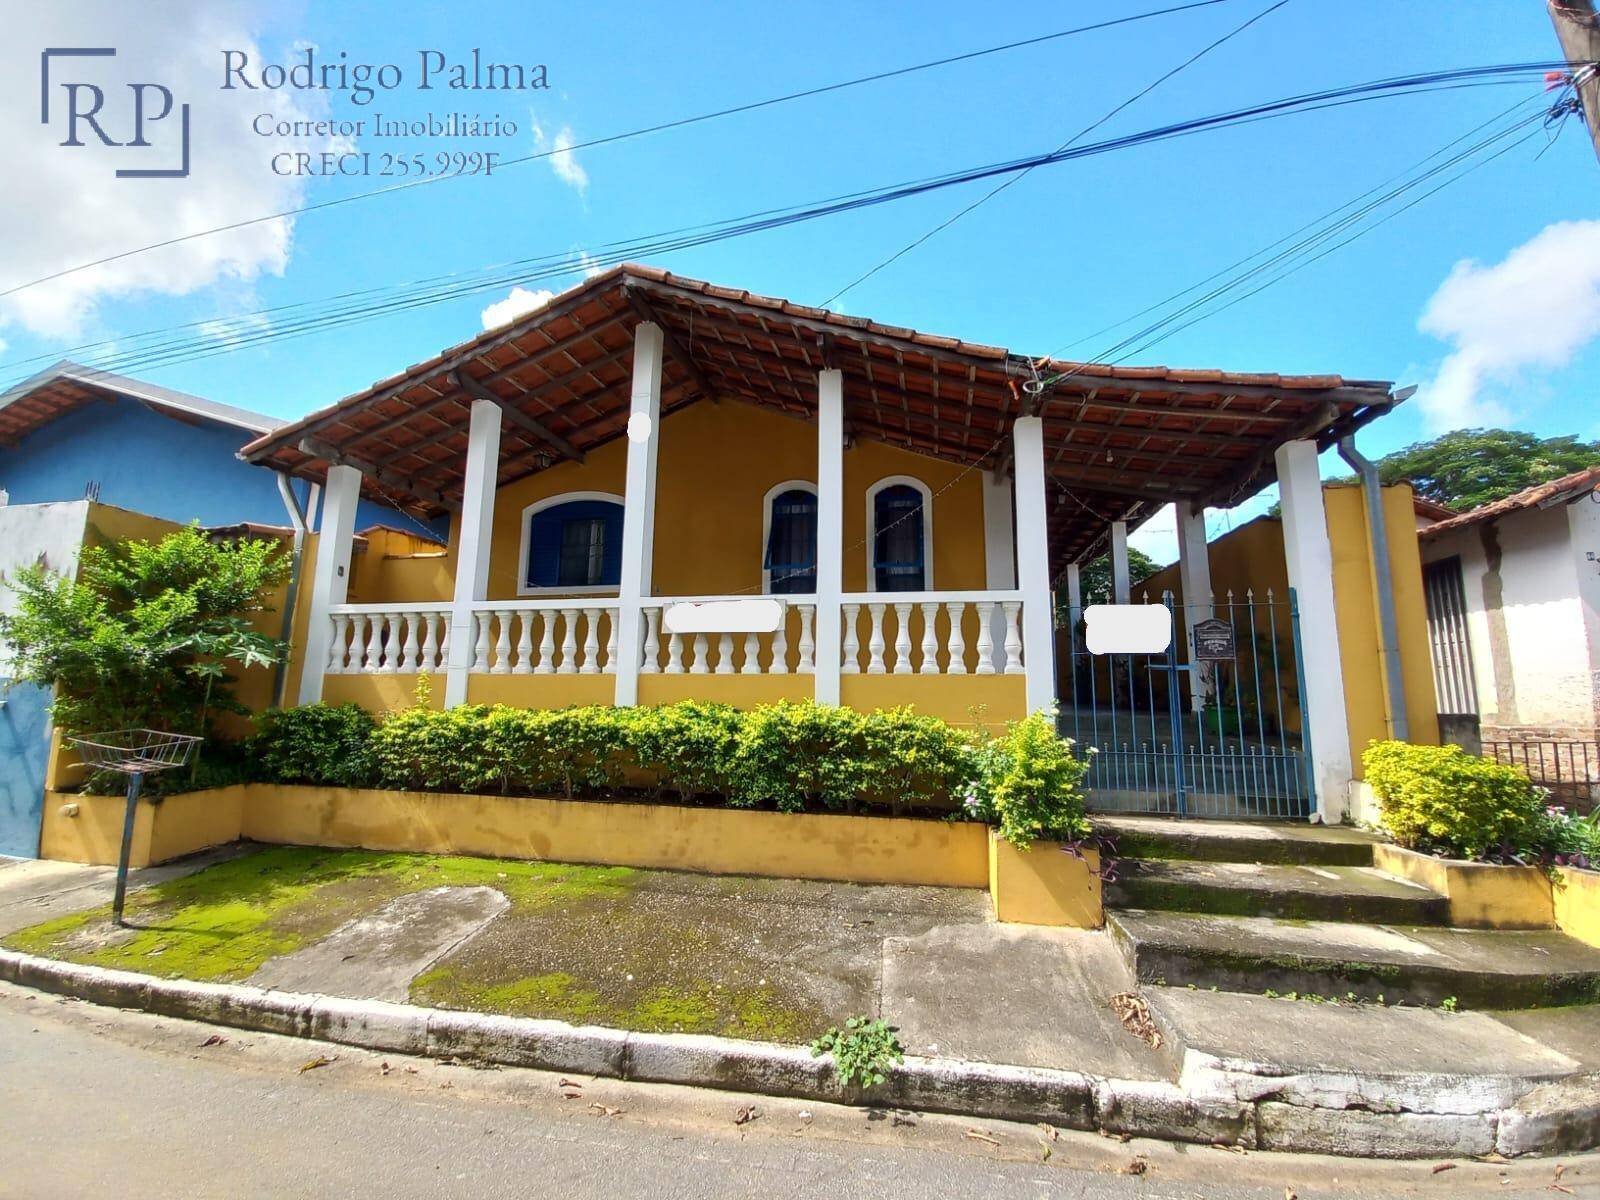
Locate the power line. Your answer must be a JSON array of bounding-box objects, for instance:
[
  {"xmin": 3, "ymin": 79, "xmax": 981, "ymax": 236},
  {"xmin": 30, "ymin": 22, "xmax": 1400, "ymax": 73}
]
[
  {"xmin": 0, "ymin": 63, "xmax": 1567, "ymax": 385},
  {"xmin": 817, "ymin": 0, "xmax": 1294, "ymax": 308},
  {"xmin": 0, "ymin": 0, "xmax": 1235, "ymax": 302}
]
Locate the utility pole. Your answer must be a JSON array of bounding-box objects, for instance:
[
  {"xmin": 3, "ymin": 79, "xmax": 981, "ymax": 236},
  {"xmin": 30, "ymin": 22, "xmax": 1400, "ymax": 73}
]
[{"xmin": 1549, "ymin": 0, "xmax": 1600, "ymax": 164}]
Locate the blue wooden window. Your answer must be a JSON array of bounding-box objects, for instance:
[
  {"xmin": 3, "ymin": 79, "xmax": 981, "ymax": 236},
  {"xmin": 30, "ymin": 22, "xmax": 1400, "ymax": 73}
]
[
  {"xmin": 764, "ymin": 488, "xmax": 817, "ymax": 594},
  {"xmin": 525, "ymin": 498, "xmax": 624, "ymax": 589},
  {"xmin": 873, "ymin": 485, "xmax": 925, "ymax": 592}
]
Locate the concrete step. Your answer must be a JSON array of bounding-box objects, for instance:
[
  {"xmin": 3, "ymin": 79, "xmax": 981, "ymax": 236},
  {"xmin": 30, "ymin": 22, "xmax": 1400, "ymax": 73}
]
[
  {"xmin": 1105, "ymin": 860, "xmax": 1451, "ymax": 925},
  {"xmin": 1108, "ymin": 909, "xmax": 1600, "ymax": 1009},
  {"xmin": 1094, "ymin": 816, "xmax": 1379, "ymax": 866}
]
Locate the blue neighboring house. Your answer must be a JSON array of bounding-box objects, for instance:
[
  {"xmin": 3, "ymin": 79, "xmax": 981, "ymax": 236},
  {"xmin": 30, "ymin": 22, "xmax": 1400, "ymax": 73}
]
[{"xmin": 0, "ymin": 361, "xmax": 441, "ymax": 858}]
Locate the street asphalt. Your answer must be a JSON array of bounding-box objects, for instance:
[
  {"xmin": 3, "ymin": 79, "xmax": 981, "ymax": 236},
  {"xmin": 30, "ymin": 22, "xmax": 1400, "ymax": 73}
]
[{"xmin": 2, "ymin": 981, "xmax": 1593, "ymax": 1200}]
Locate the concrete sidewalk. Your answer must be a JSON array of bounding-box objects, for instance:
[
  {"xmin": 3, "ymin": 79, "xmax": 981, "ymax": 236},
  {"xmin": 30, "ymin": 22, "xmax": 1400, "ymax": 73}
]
[
  {"xmin": 4, "ymin": 845, "xmax": 1599, "ymax": 1157},
  {"xmin": 0, "ymin": 847, "xmax": 245, "ymax": 937}
]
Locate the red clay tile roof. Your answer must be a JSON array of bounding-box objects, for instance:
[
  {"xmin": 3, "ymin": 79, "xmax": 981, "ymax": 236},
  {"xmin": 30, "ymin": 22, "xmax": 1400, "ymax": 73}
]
[
  {"xmin": 241, "ymin": 263, "xmax": 1398, "ymax": 571},
  {"xmin": 1419, "ymin": 465, "xmax": 1600, "ymax": 538}
]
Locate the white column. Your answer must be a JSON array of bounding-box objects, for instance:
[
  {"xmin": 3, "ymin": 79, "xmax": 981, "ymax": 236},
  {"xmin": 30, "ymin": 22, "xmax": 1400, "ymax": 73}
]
[
  {"xmin": 297, "ymin": 463, "xmax": 362, "ymax": 705},
  {"xmin": 982, "ymin": 468, "xmax": 1016, "ymax": 672},
  {"xmin": 814, "ymin": 368, "xmax": 845, "ymax": 705},
  {"xmin": 444, "ymin": 398, "xmax": 503, "ymax": 706},
  {"xmin": 1012, "ymin": 416, "xmax": 1056, "ymax": 714},
  {"xmin": 1276, "ymin": 439, "xmax": 1353, "ymax": 822},
  {"xmin": 1064, "ymin": 562, "xmax": 1083, "ymax": 623},
  {"xmin": 613, "ymin": 321, "xmax": 664, "ymax": 706},
  {"xmin": 1176, "ymin": 502, "xmax": 1214, "ymax": 713},
  {"xmin": 1110, "ymin": 520, "xmax": 1131, "ymax": 603}
]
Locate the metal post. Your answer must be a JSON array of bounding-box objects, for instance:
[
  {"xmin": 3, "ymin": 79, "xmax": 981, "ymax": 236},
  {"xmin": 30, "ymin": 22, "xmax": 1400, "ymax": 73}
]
[{"xmin": 112, "ymin": 771, "xmax": 144, "ymax": 927}]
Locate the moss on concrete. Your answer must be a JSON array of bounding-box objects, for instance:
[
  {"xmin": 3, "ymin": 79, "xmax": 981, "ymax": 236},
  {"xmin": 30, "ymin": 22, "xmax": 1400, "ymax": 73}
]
[{"xmin": 1, "ymin": 847, "xmax": 637, "ymax": 982}]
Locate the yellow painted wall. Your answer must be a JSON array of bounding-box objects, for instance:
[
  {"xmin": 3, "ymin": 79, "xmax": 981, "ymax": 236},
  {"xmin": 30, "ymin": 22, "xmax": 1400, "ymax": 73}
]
[
  {"xmin": 445, "ymin": 396, "xmax": 992, "ymax": 601},
  {"xmin": 242, "ymin": 784, "xmax": 989, "ymax": 887},
  {"xmin": 638, "ymin": 675, "xmax": 811, "ymax": 709},
  {"xmin": 1325, "ymin": 483, "xmax": 1441, "ymax": 770},
  {"xmin": 987, "ymin": 832, "xmax": 1103, "ymax": 927},
  {"xmin": 38, "ymin": 786, "xmax": 249, "ymax": 869},
  {"xmin": 1372, "ymin": 843, "xmax": 1554, "ymax": 929},
  {"xmin": 1554, "ymin": 866, "xmax": 1600, "ymax": 949},
  {"xmin": 840, "ymin": 675, "xmax": 1024, "ymax": 731}
]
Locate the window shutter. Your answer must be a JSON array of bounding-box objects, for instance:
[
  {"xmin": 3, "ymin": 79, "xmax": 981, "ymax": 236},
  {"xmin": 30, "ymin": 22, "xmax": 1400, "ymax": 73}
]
[{"xmin": 525, "ymin": 498, "xmax": 624, "ymax": 588}]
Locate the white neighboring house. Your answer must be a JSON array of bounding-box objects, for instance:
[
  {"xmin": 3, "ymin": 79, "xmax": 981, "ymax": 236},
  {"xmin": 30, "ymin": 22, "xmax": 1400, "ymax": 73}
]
[{"xmin": 1417, "ymin": 466, "xmax": 1600, "ymax": 807}]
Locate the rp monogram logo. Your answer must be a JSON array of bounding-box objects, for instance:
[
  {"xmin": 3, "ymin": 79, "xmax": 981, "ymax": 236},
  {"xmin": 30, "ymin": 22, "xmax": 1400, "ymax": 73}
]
[{"xmin": 41, "ymin": 48, "xmax": 191, "ymax": 178}]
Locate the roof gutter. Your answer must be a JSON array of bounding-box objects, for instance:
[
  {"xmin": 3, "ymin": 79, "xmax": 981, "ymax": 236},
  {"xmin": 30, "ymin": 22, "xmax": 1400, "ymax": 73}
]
[{"xmin": 1336, "ymin": 435, "xmax": 1408, "ymax": 743}]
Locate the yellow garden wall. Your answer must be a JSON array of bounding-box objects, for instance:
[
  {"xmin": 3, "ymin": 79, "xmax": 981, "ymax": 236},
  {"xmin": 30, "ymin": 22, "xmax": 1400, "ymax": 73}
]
[
  {"xmin": 1554, "ymin": 866, "xmax": 1600, "ymax": 948},
  {"xmin": 986, "ymin": 833, "xmax": 1103, "ymax": 927},
  {"xmin": 241, "ymin": 785, "xmax": 989, "ymax": 887},
  {"xmin": 1373, "ymin": 843, "xmax": 1554, "ymax": 929},
  {"xmin": 39, "ymin": 786, "xmax": 250, "ymax": 869}
]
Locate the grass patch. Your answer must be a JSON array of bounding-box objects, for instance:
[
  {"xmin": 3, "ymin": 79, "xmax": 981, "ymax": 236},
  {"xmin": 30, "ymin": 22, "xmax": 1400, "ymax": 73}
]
[{"xmin": 1, "ymin": 846, "xmax": 637, "ymax": 982}]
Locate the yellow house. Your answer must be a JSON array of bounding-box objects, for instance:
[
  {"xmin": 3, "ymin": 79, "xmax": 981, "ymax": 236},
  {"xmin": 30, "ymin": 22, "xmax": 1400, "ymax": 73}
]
[{"xmin": 241, "ymin": 264, "xmax": 1404, "ymax": 818}]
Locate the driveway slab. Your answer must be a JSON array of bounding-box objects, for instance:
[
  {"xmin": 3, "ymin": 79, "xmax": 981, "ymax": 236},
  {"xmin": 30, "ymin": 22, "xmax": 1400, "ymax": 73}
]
[
  {"xmin": 249, "ymin": 885, "xmax": 510, "ymax": 1001},
  {"xmin": 882, "ymin": 922, "xmax": 1169, "ymax": 1080}
]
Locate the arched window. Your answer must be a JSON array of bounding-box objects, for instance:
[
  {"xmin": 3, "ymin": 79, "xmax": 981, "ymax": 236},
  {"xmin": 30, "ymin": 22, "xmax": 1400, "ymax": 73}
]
[
  {"xmin": 868, "ymin": 477, "xmax": 932, "ymax": 592},
  {"xmin": 762, "ymin": 482, "xmax": 817, "ymax": 594},
  {"xmin": 519, "ymin": 493, "xmax": 624, "ymax": 593}
]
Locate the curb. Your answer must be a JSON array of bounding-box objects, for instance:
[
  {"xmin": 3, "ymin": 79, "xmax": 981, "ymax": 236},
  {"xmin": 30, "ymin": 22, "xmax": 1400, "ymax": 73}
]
[{"xmin": 3, "ymin": 949, "xmax": 1595, "ymax": 1159}]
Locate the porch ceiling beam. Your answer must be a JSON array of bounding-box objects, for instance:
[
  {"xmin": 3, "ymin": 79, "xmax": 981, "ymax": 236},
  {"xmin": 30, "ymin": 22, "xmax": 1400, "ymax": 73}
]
[
  {"xmin": 1202, "ymin": 400, "xmax": 1343, "ymax": 508},
  {"xmin": 493, "ymin": 379, "xmax": 702, "ymax": 487},
  {"xmin": 452, "ymin": 370, "xmax": 585, "ymax": 462},
  {"xmin": 298, "ymin": 435, "xmax": 460, "ymax": 512},
  {"xmin": 627, "ymin": 277, "xmax": 1022, "ymax": 386},
  {"xmin": 1048, "ymin": 473, "xmax": 1204, "ymax": 502},
  {"xmin": 1046, "ymin": 392, "xmax": 1319, "ymax": 427},
  {"xmin": 1042, "ymin": 421, "xmax": 1269, "ymax": 451},
  {"xmin": 625, "ymin": 286, "xmax": 721, "ymax": 405},
  {"xmin": 680, "ymin": 305, "xmax": 1020, "ymax": 407}
]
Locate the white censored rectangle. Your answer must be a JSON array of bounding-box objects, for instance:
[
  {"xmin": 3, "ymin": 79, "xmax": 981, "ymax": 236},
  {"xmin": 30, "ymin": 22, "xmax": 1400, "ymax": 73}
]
[
  {"xmin": 1084, "ymin": 604, "xmax": 1172, "ymax": 655},
  {"xmin": 663, "ymin": 598, "xmax": 784, "ymax": 635}
]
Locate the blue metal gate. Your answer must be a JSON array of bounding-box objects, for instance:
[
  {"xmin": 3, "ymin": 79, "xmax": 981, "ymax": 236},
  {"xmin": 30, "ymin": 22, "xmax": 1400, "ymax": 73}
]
[{"xmin": 1060, "ymin": 589, "xmax": 1314, "ymax": 819}]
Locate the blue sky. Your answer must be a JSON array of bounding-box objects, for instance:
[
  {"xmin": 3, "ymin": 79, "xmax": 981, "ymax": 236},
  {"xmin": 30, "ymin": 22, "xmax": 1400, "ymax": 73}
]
[{"xmin": 4, "ymin": 1, "xmax": 1597, "ymax": 557}]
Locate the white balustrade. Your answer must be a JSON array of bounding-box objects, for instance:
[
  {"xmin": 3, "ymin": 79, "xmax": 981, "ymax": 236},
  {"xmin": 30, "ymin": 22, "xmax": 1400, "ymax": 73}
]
[
  {"xmin": 326, "ymin": 605, "xmax": 451, "ymax": 675},
  {"xmin": 636, "ymin": 598, "xmax": 816, "ymax": 678},
  {"xmin": 838, "ymin": 593, "xmax": 1025, "ymax": 677},
  {"xmin": 324, "ymin": 596, "xmax": 1017, "ymax": 684}
]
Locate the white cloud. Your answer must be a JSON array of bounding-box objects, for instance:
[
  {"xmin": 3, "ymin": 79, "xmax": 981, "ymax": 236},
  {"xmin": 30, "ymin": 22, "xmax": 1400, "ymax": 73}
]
[
  {"xmin": 0, "ymin": 2, "xmax": 345, "ymax": 342},
  {"xmin": 531, "ymin": 114, "xmax": 587, "ymax": 196},
  {"xmin": 573, "ymin": 248, "xmax": 604, "ymax": 278},
  {"xmin": 481, "ymin": 286, "xmax": 555, "ymax": 330},
  {"xmin": 1414, "ymin": 220, "xmax": 1600, "ymax": 431}
]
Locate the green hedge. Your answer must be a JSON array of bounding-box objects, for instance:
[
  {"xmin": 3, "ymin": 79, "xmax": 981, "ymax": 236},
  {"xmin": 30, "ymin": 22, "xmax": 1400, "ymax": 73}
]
[
  {"xmin": 1363, "ymin": 740, "xmax": 1546, "ymax": 860},
  {"xmin": 241, "ymin": 698, "xmax": 1087, "ymax": 841}
]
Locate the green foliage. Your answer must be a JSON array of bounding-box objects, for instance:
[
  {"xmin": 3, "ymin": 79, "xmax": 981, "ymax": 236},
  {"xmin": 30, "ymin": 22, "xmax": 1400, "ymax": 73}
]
[
  {"xmin": 372, "ymin": 701, "xmax": 497, "ymax": 793},
  {"xmin": 980, "ymin": 711, "xmax": 1091, "ymax": 849},
  {"xmin": 810, "ymin": 1016, "xmax": 904, "ymax": 1088},
  {"xmin": 858, "ymin": 706, "xmax": 979, "ymax": 816},
  {"xmin": 623, "ymin": 701, "xmax": 743, "ymax": 801},
  {"xmin": 1347, "ymin": 428, "xmax": 1600, "ymax": 512},
  {"xmin": 225, "ymin": 696, "xmax": 1087, "ymax": 829},
  {"xmin": 1074, "ymin": 546, "xmax": 1161, "ymax": 607},
  {"xmin": 731, "ymin": 701, "xmax": 870, "ymax": 813},
  {"xmin": 250, "ymin": 703, "xmax": 378, "ymax": 788},
  {"xmin": 1363, "ymin": 740, "xmax": 1546, "ymax": 860},
  {"xmin": 0, "ymin": 525, "xmax": 288, "ymax": 737}
]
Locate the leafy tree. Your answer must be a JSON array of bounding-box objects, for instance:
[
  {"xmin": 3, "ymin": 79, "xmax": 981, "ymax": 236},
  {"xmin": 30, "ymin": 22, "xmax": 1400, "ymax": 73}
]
[
  {"xmin": 1074, "ymin": 546, "xmax": 1160, "ymax": 605},
  {"xmin": 0, "ymin": 526, "xmax": 290, "ymax": 737},
  {"xmin": 1346, "ymin": 429, "xmax": 1600, "ymax": 511}
]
